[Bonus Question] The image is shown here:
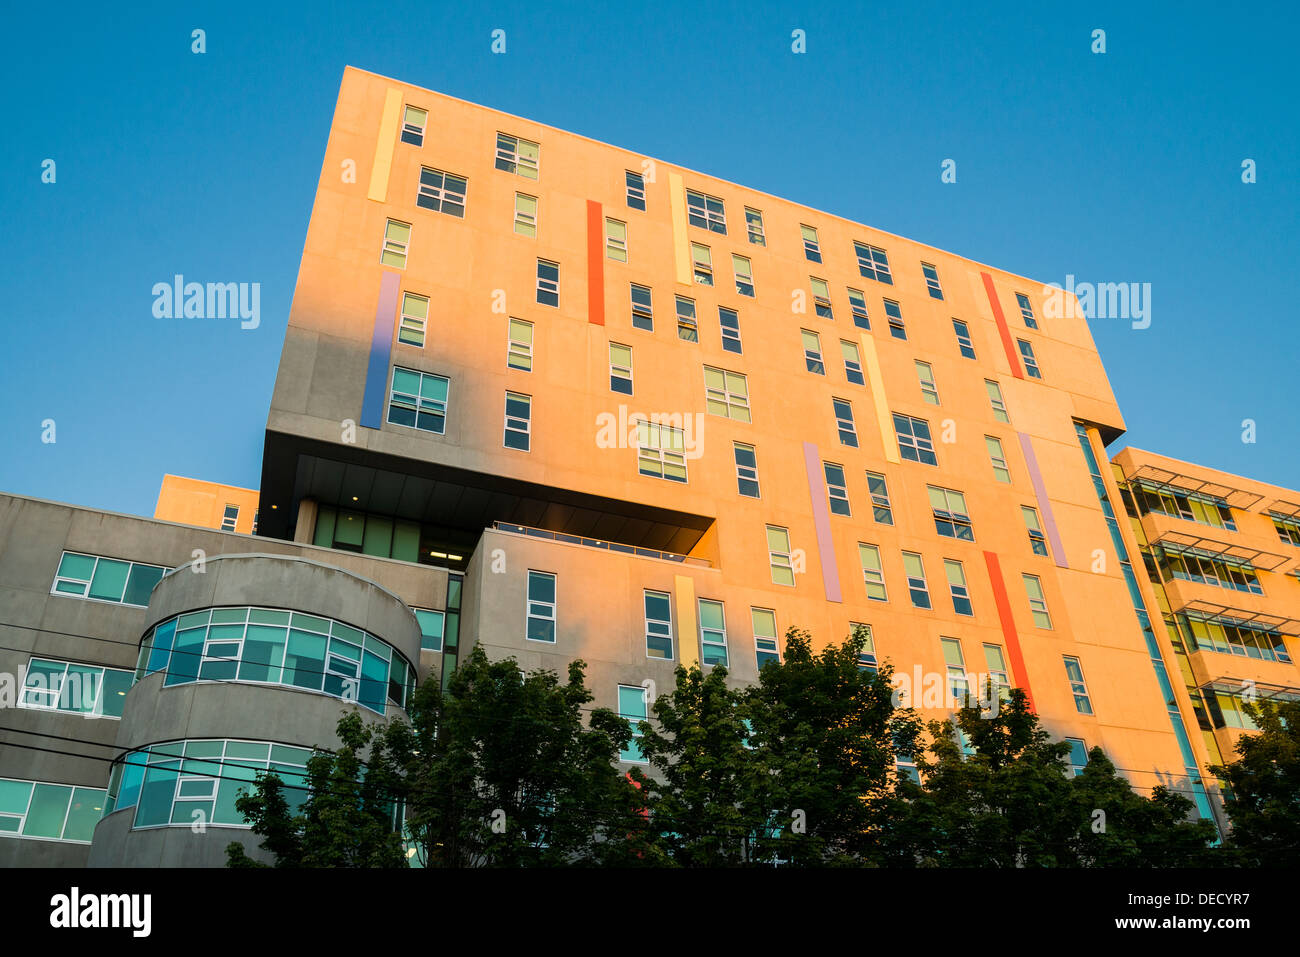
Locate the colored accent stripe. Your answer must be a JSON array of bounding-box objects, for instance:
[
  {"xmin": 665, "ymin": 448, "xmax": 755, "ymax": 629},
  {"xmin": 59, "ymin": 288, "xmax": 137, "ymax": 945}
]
[
  {"xmin": 981, "ymin": 272, "xmax": 1024, "ymax": 379},
  {"xmin": 673, "ymin": 575, "xmax": 699, "ymax": 669},
  {"xmin": 1017, "ymin": 432, "xmax": 1069, "ymax": 569},
  {"xmin": 668, "ymin": 173, "xmax": 691, "ymax": 286},
  {"xmin": 367, "ymin": 89, "xmax": 403, "ymax": 202},
  {"xmin": 858, "ymin": 333, "xmax": 899, "ymax": 464},
  {"xmin": 586, "ymin": 200, "xmax": 605, "ymax": 326},
  {"xmin": 981, "ymin": 551, "xmax": 1035, "ymax": 712},
  {"xmin": 801, "ymin": 442, "xmax": 843, "ymax": 603},
  {"xmin": 360, "ymin": 271, "xmax": 401, "ymax": 429}
]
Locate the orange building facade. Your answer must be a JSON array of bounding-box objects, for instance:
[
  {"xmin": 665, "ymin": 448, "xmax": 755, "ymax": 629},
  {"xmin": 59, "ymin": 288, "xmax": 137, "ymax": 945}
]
[{"xmin": 154, "ymin": 475, "xmax": 260, "ymax": 535}]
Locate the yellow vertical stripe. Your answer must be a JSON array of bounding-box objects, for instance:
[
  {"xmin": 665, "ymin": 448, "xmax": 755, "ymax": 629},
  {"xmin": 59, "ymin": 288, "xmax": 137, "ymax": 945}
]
[
  {"xmin": 668, "ymin": 172, "xmax": 691, "ymax": 286},
  {"xmin": 367, "ymin": 89, "xmax": 403, "ymax": 202},
  {"xmin": 674, "ymin": 574, "xmax": 699, "ymax": 669},
  {"xmin": 859, "ymin": 333, "xmax": 899, "ymax": 464}
]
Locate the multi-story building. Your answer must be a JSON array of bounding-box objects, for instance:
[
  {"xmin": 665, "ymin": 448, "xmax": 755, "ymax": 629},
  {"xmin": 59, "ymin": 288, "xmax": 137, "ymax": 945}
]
[{"xmin": 1, "ymin": 66, "xmax": 1293, "ymax": 866}]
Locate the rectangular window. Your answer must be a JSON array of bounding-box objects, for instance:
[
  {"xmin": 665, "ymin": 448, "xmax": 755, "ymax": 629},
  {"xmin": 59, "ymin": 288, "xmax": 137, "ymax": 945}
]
[
  {"xmin": 824, "ymin": 462, "xmax": 851, "ymax": 516},
  {"xmin": 495, "ymin": 132, "xmax": 539, "ymax": 179},
  {"xmin": 388, "ymin": 367, "xmax": 449, "ymax": 434},
  {"xmin": 941, "ymin": 637, "xmax": 968, "ymax": 703},
  {"xmin": 718, "ymin": 306, "xmax": 742, "ymax": 354},
  {"xmin": 840, "ymin": 340, "xmax": 864, "ymax": 385},
  {"xmin": 698, "ymin": 599, "xmax": 728, "ymax": 666},
  {"xmin": 1023, "ymin": 574, "xmax": 1052, "ymax": 629},
  {"xmin": 921, "ymin": 263, "xmax": 944, "ymax": 299},
  {"xmin": 704, "ymin": 366, "xmax": 750, "ymax": 422},
  {"xmin": 847, "ymin": 288, "xmax": 870, "ymax": 329},
  {"xmin": 1065, "ymin": 738, "xmax": 1089, "ymax": 777},
  {"xmin": 381, "ymin": 219, "xmax": 410, "ymax": 268},
  {"xmin": 894, "ymin": 413, "xmax": 936, "ymax": 465},
  {"xmin": 732, "ymin": 255, "xmax": 754, "ymax": 297},
  {"xmin": 1018, "ymin": 339, "xmax": 1041, "ymax": 379},
  {"xmin": 802, "ymin": 329, "xmax": 825, "ymax": 374},
  {"xmin": 766, "ymin": 526, "xmax": 795, "ymax": 586},
  {"xmin": 1270, "ymin": 513, "xmax": 1300, "ymax": 546},
  {"xmin": 985, "ymin": 380, "xmax": 1010, "ymax": 423},
  {"xmin": 985, "ymin": 436, "xmax": 1011, "ymax": 483},
  {"xmin": 220, "ymin": 505, "xmax": 238, "ymax": 532},
  {"xmin": 513, "ymin": 192, "xmax": 537, "ymax": 237},
  {"xmin": 984, "ymin": 644, "xmax": 1011, "ymax": 702},
  {"xmin": 51, "ymin": 552, "xmax": 168, "ymax": 607},
  {"xmin": 636, "ymin": 420, "xmax": 687, "ymax": 482},
  {"xmin": 609, "ymin": 342, "xmax": 633, "ymax": 394},
  {"xmin": 503, "ymin": 392, "xmax": 531, "ymax": 451},
  {"xmin": 536, "ymin": 259, "xmax": 559, "ymax": 306},
  {"xmin": 0, "ymin": 778, "xmax": 106, "ymax": 843},
  {"xmin": 810, "ymin": 277, "xmax": 833, "ymax": 319},
  {"xmin": 21, "ymin": 657, "xmax": 132, "ymax": 718},
  {"xmin": 883, "ymin": 299, "xmax": 905, "ymax": 339},
  {"xmin": 606, "ymin": 218, "xmax": 628, "ymax": 262},
  {"xmin": 831, "ymin": 397, "xmax": 858, "ymax": 447},
  {"xmin": 853, "ymin": 623, "xmax": 878, "ymax": 671},
  {"xmin": 644, "ymin": 590, "xmax": 673, "ymax": 660},
  {"xmin": 630, "ymin": 283, "xmax": 654, "ymax": 331},
  {"xmin": 858, "ymin": 543, "xmax": 887, "ymax": 601},
  {"xmin": 1016, "ymin": 293, "xmax": 1038, "ymax": 329},
  {"xmin": 1063, "ymin": 656, "xmax": 1093, "ymax": 714},
  {"xmin": 801, "ymin": 225, "xmax": 822, "ymax": 263},
  {"xmin": 902, "ymin": 552, "xmax": 931, "ymax": 609},
  {"xmin": 854, "ymin": 241, "xmax": 893, "ymax": 284},
  {"xmin": 734, "ymin": 442, "xmax": 760, "ymax": 498},
  {"xmin": 618, "ymin": 685, "xmax": 648, "ymax": 762},
  {"xmin": 944, "ymin": 560, "xmax": 973, "ymax": 616},
  {"xmin": 1022, "ymin": 506, "xmax": 1049, "ymax": 556},
  {"xmin": 399, "ymin": 292, "xmax": 430, "ymax": 347},
  {"xmin": 507, "ymin": 318, "xmax": 534, "ymax": 371},
  {"xmin": 414, "ymin": 609, "xmax": 445, "ymax": 652},
  {"xmin": 686, "ymin": 189, "xmax": 726, "ymax": 233},
  {"xmin": 401, "ymin": 105, "xmax": 427, "ymax": 146},
  {"xmin": 928, "ymin": 486, "xmax": 973, "ymax": 541},
  {"xmin": 690, "ymin": 242, "xmax": 712, "ymax": 284},
  {"xmin": 416, "ymin": 167, "xmax": 467, "ymax": 217},
  {"xmin": 676, "ymin": 295, "xmax": 698, "ymax": 342},
  {"xmin": 525, "ymin": 571, "xmax": 556, "ymax": 642},
  {"xmin": 745, "ymin": 207, "xmax": 765, "ymax": 245},
  {"xmin": 915, "ymin": 360, "xmax": 939, "ymax": 404},
  {"xmin": 752, "ymin": 608, "xmax": 779, "ymax": 669},
  {"xmin": 625, "ymin": 170, "xmax": 646, "ymax": 210},
  {"xmin": 866, "ymin": 472, "xmax": 893, "ymax": 525},
  {"xmin": 952, "ymin": 319, "xmax": 976, "ymax": 359}
]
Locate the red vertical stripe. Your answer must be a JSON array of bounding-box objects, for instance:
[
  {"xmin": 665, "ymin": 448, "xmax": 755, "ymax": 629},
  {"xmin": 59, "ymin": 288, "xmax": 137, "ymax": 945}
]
[
  {"xmin": 981, "ymin": 272, "xmax": 1023, "ymax": 379},
  {"xmin": 586, "ymin": 199, "xmax": 605, "ymax": 326},
  {"xmin": 982, "ymin": 550, "xmax": 1035, "ymax": 712}
]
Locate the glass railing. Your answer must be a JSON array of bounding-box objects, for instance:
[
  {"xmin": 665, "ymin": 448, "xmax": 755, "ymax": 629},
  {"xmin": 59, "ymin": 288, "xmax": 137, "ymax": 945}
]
[{"xmin": 490, "ymin": 522, "xmax": 710, "ymax": 567}]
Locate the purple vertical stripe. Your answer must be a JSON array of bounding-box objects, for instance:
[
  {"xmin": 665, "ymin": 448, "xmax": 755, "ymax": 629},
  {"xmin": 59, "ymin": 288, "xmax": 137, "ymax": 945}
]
[
  {"xmin": 361, "ymin": 271, "xmax": 402, "ymax": 429},
  {"xmin": 1017, "ymin": 432, "xmax": 1069, "ymax": 568},
  {"xmin": 802, "ymin": 441, "xmax": 843, "ymax": 602}
]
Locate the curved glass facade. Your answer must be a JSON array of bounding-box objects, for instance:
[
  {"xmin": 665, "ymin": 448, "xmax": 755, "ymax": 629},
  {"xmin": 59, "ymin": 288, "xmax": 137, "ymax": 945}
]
[{"xmin": 134, "ymin": 607, "xmax": 415, "ymax": 715}]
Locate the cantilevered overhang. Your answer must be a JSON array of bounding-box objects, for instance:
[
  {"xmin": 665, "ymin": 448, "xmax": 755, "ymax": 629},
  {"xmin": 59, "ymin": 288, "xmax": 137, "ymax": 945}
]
[
  {"xmin": 1121, "ymin": 463, "xmax": 1265, "ymax": 510},
  {"xmin": 1177, "ymin": 598, "xmax": 1300, "ymax": 637},
  {"xmin": 1149, "ymin": 529, "xmax": 1290, "ymax": 572}
]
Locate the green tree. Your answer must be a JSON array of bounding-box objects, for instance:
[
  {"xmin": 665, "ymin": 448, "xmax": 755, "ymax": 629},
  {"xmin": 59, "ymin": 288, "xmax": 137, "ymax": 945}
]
[{"xmin": 1211, "ymin": 699, "xmax": 1300, "ymax": 866}]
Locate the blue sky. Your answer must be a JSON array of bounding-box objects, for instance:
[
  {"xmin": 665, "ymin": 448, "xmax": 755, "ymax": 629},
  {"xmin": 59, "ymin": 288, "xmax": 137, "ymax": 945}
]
[{"xmin": 2, "ymin": 0, "xmax": 1296, "ymax": 518}]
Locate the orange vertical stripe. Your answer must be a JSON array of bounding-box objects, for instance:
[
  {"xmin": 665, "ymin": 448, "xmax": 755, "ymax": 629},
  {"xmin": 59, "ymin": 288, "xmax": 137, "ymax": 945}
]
[
  {"xmin": 982, "ymin": 550, "xmax": 1035, "ymax": 712},
  {"xmin": 586, "ymin": 200, "xmax": 605, "ymax": 325},
  {"xmin": 981, "ymin": 272, "xmax": 1024, "ymax": 379}
]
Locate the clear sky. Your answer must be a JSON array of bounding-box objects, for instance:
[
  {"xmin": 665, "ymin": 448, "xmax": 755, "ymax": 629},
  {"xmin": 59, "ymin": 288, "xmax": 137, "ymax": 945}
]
[{"xmin": 2, "ymin": 0, "xmax": 1296, "ymax": 518}]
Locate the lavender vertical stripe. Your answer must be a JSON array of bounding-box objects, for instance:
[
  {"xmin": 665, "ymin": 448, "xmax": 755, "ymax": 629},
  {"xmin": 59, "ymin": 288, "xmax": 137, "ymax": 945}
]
[
  {"xmin": 1018, "ymin": 432, "xmax": 1069, "ymax": 568},
  {"xmin": 360, "ymin": 271, "xmax": 402, "ymax": 429},
  {"xmin": 802, "ymin": 441, "xmax": 843, "ymax": 602}
]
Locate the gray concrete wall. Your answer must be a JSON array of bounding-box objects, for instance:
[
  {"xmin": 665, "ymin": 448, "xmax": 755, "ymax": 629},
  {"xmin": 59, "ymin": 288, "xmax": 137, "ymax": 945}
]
[{"xmin": 89, "ymin": 808, "xmax": 273, "ymax": 868}]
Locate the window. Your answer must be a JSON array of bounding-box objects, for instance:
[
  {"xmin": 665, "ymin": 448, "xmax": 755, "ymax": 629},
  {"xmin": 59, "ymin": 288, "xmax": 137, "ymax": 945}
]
[
  {"xmin": 1180, "ymin": 612, "xmax": 1291, "ymax": 663},
  {"xmin": 858, "ymin": 543, "xmax": 887, "ymax": 601},
  {"xmin": 690, "ymin": 243, "xmax": 712, "ymax": 284},
  {"xmin": 636, "ymin": 420, "xmax": 687, "ymax": 482},
  {"xmin": 1156, "ymin": 545, "xmax": 1263, "ymax": 595},
  {"xmin": 1022, "ymin": 506, "xmax": 1049, "ymax": 556},
  {"xmin": 952, "ymin": 319, "xmax": 976, "ymax": 359},
  {"xmin": 827, "ymin": 397, "xmax": 860, "ymax": 449},
  {"xmin": 944, "ymin": 560, "xmax": 973, "ymax": 616},
  {"xmin": 0, "ymin": 777, "xmax": 106, "ymax": 843},
  {"xmin": 801, "ymin": 225, "xmax": 822, "ymax": 263},
  {"xmin": 1065, "ymin": 738, "xmax": 1089, "ymax": 777},
  {"xmin": 848, "ymin": 288, "xmax": 870, "ymax": 329},
  {"xmin": 251, "ymin": 511, "xmax": 257, "ymax": 534},
  {"xmin": 732, "ymin": 255, "xmax": 754, "ymax": 297},
  {"xmin": 824, "ymin": 462, "xmax": 851, "ymax": 516},
  {"xmin": 883, "ymin": 299, "xmax": 905, "ymax": 339},
  {"xmin": 401, "ymin": 105, "xmax": 427, "ymax": 145},
  {"xmin": 220, "ymin": 505, "xmax": 239, "ymax": 532},
  {"xmin": 1134, "ymin": 483, "xmax": 1237, "ymax": 531},
  {"xmin": 1063, "ymin": 657, "xmax": 1093, "ymax": 714},
  {"xmin": 902, "ymin": 552, "xmax": 931, "ymax": 609},
  {"xmin": 630, "ymin": 283, "xmax": 653, "ymax": 331},
  {"xmin": 984, "ymin": 645, "xmax": 1011, "ymax": 702},
  {"xmin": 733, "ymin": 443, "xmax": 760, "ymax": 498},
  {"xmin": 866, "ymin": 472, "xmax": 893, "ymax": 525},
  {"xmin": 495, "ymin": 132, "xmax": 539, "ymax": 178},
  {"xmin": 51, "ymin": 552, "xmax": 167, "ymax": 607},
  {"xmin": 915, "ymin": 361, "xmax": 939, "ymax": 404},
  {"xmin": 985, "ymin": 380, "xmax": 1010, "ymax": 423},
  {"xmin": 698, "ymin": 599, "xmax": 728, "ymax": 666},
  {"xmin": 609, "ymin": 343, "xmax": 633, "ymax": 394},
  {"xmin": 719, "ymin": 306, "xmax": 742, "ymax": 354},
  {"xmin": 744, "ymin": 206, "xmax": 765, "ymax": 245},
  {"xmin": 607, "ymin": 218, "xmax": 628, "ymax": 262},
  {"xmin": 676, "ymin": 295, "xmax": 698, "ymax": 342},
  {"xmin": 752, "ymin": 608, "xmax": 779, "ymax": 669},
  {"xmin": 618, "ymin": 686, "xmax": 649, "ymax": 761},
  {"xmin": 1018, "ymin": 339, "xmax": 1041, "ymax": 379},
  {"xmin": 625, "ymin": 170, "xmax": 646, "ymax": 210},
  {"xmin": 802, "ymin": 329, "xmax": 825, "ymax": 374},
  {"xmin": 853, "ymin": 623, "xmax": 878, "ymax": 671},
  {"xmin": 507, "ymin": 318, "xmax": 534, "ymax": 371},
  {"xmin": 399, "ymin": 292, "xmax": 430, "ymax": 347},
  {"xmin": 854, "ymin": 241, "xmax": 893, "ymax": 284},
  {"xmin": 1023, "ymin": 574, "xmax": 1052, "ymax": 629},
  {"xmin": 1016, "ymin": 293, "xmax": 1038, "ymax": 329},
  {"xmin": 840, "ymin": 340, "xmax": 864, "ymax": 385},
  {"xmin": 381, "ymin": 219, "xmax": 410, "ymax": 268},
  {"xmin": 928, "ymin": 486, "xmax": 973, "ymax": 541},
  {"xmin": 536, "ymin": 259, "xmax": 559, "ymax": 306},
  {"xmin": 414, "ymin": 609, "xmax": 445, "ymax": 652},
  {"xmin": 526, "ymin": 571, "xmax": 556, "ymax": 642},
  {"xmin": 504, "ymin": 392, "xmax": 531, "ymax": 451},
  {"xmin": 766, "ymin": 526, "xmax": 795, "ymax": 586},
  {"xmin": 1272, "ymin": 513, "xmax": 1300, "ymax": 546},
  {"xmin": 21, "ymin": 657, "xmax": 132, "ymax": 718},
  {"xmin": 894, "ymin": 414, "xmax": 936, "ymax": 465},
  {"xmin": 686, "ymin": 189, "xmax": 726, "ymax": 233},
  {"xmin": 644, "ymin": 590, "xmax": 673, "ymax": 660},
  {"xmin": 704, "ymin": 367, "xmax": 750, "ymax": 421},
  {"xmin": 921, "ymin": 263, "xmax": 944, "ymax": 299},
  {"xmin": 388, "ymin": 367, "xmax": 448, "ymax": 434},
  {"xmin": 416, "ymin": 167, "xmax": 467, "ymax": 217},
  {"xmin": 809, "ymin": 277, "xmax": 833, "ymax": 319},
  {"xmin": 986, "ymin": 436, "xmax": 1011, "ymax": 483},
  {"xmin": 513, "ymin": 192, "xmax": 537, "ymax": 237},
  {"xmin": 941, "ymin": 637, "xmax": 968, "ymax": 703}
]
